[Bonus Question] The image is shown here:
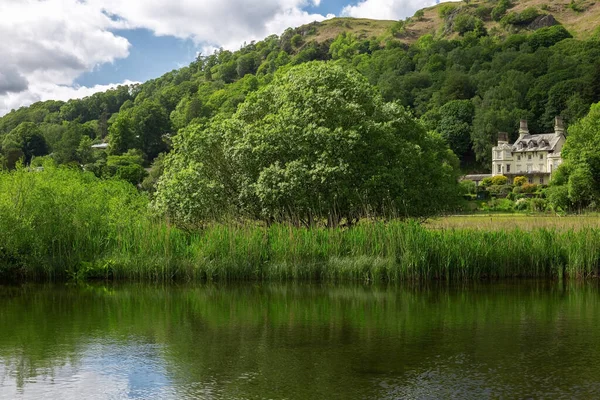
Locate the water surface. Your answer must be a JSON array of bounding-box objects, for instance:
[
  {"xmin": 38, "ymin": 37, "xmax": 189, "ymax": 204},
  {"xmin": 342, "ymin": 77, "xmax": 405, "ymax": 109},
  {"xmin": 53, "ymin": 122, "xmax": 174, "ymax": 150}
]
[{"xmin": 1, "ymin": 282, "xmax": 599, "ymax": 399}]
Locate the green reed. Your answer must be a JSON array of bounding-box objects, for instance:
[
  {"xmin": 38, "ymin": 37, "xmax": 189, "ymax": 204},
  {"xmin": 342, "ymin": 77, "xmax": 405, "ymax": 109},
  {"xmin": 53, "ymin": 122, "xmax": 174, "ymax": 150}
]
[{"xmin": 1, "ymin": 167, "xmax": 599, "ymax": 282}]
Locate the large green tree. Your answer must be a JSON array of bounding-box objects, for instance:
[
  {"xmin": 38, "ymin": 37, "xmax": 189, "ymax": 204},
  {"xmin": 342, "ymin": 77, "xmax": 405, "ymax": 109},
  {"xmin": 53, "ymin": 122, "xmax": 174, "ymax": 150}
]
[
  {"xmin": 154, "ymin": 62, "xmax": 460, "ymax": 226},
  {"xmin": 2, "ymin": 122, "xmax": 48, "ymax": 166},
  {"xmin": 549, "ymin": 102, "xmax": 600, "ymax": 210}
]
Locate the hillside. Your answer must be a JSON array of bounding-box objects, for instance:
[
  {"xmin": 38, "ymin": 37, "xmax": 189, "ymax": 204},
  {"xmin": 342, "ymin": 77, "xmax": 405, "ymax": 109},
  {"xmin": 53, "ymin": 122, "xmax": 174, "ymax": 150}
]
[
  {"xmin": 294, "ymin": 0, "xmax": 599, "ymax": 46},
  {"xmin": 1, "ymin": 0, "xmax": 599, "ymax": 180}
]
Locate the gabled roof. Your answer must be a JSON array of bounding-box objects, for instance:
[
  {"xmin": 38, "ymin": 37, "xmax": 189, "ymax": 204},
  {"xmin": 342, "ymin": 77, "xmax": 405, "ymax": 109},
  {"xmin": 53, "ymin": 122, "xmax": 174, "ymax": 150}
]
[
  {"xmin": 496, "ymin": 143, "xmax": 512, "ymax": 151},
  {"xmin": 512, "ymin": 133, "xmax": 562, "ymax": 152}
]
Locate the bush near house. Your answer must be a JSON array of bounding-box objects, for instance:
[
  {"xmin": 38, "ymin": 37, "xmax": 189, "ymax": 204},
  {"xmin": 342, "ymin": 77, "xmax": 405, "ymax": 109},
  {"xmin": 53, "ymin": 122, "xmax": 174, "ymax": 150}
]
[
  {"xmin": 491, "ymin": 175, "xmax": 508, "ymax": 186},
  {"xmin": 460, "ymin": 179, "xmax": 477, "ymax": 195},
  {"xmin": 521, "ymin": 183, "xmax": 538, "ymax": 193},
  {"xmin": 483, "ymin": 198, "xmax": 515, "ymax": 212},
  {"xmin": 513, "ymin": 176, "xmax": 527, "ymax": 186},
  {"xmin": 488, "ymin": 184, "xmax": 513, "ymax": 197}
]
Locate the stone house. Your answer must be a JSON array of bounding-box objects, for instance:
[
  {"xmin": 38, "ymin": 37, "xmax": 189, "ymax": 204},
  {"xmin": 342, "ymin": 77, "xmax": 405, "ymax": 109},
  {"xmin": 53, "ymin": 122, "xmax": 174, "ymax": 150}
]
[{"xmin": 491, "ymin": 117, "xmax": 566, "ymax": 185}]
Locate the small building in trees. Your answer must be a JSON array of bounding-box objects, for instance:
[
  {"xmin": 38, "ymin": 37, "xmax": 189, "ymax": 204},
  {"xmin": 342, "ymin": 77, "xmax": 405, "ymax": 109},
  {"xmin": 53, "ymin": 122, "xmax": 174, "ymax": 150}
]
[
  {"xmin": 461, "ymin": 174, "xmax": 491, "ymax": 186},
  {"xmin": 492, "ymin": 117, "xmax": 566, "ymax": 185},
  {"xmin": 91, "ymin": 143, "xmax": 109, "ymax": 151}
]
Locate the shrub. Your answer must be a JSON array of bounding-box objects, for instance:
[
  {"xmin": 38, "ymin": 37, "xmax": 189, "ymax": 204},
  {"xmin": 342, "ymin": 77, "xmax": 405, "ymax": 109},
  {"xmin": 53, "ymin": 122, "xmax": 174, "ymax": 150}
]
[
  {"xmin": 513, "ymin": 176, "xmax": 527, "ymax": 187},
  {"xmin": 547, "ymin": 185, "xmax": 570, "ymax": 211},
  {"xmin": 488, "ymin": 184, "xmax": 513, "ymax": 197},
  {"xmin": 390, "ymin": 21, "xmax": 406, "ymax": 36},
  {"xmin": 569, "ymin": 0, "xmax": 588, "ymax": 12},
  {"xmin": 454, "ymin": 15, "xmax": 485, "ymax": 36},
  {"xmin": 484, "ymin": 198, "xmax": 515, "ymax": 212},
  {"xmin": 568, "ymin": 166, "xmax": 595, "ymax": 208},
  {"xmin": 414, "ymin": 10, "xmax": 425, "ymax": 20},
  {"xmin": 514, "ymin": 198, "xmax": 529, "ymax": 211},
  {"xmin": 114, "ymin": 164, "xmax": 148, "ymax": 186},
  {"xmin": 0, "ymin": 164, "xmax": 148, "ymax": 280},
  {"xmin": 475, "ymin": 6, "xmax": 492, "ymax": 19},
  {"xmin": 530, "ymin": 198, "xmax": 548, "ymax": 212},
  {"xmin": 291, "ymin": 34, "xmax": 303, "ymax": 48},
  {"xmin": 519, "ymin": 7, "xmax": 541, "ymax": 23},
  {"xmin": 491, "ymin": 0, "xmax": 512, "ymax": 21},
  {"xmin": 501, "ymin": 8, "xmax": 540, "ymax": 27},
  {"xmin": 491, "ymin": 175, "xmax": 508, "ymax": 185},
  {"xmin": 481, "ymin": 177, "xmax": 493, "ymax": 187},
  {"xmin": 528, "ymin": 26, "xmax": 572, "ymax": 50},
  {"xmin": 460, "ymin": 179, "xmax": 477, "ymax": 195},
  {"xmin": 438, "ymin": 4, "xmax": 457, "ymax": 18},
  {"xmin": 521, "ymin": 183, "xmax": 538, "ymax": 193}
]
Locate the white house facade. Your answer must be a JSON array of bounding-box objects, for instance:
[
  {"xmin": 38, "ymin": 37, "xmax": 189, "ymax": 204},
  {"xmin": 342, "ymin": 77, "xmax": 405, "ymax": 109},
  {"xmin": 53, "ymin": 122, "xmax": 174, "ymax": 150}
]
[{"xmin": 491, "ymin": 117, "xmax": 566, "ymax": 185}]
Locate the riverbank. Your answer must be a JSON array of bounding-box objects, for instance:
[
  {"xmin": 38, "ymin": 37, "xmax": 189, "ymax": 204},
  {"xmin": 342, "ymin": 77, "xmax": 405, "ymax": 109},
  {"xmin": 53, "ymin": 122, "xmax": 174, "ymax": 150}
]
[
  {"xmin": 1, "ymin": 167, "xmax": 599, "ymax": 282},
  {"xmin": 3, "ymin": 218, "xmax": 600, "ymax": 282}
]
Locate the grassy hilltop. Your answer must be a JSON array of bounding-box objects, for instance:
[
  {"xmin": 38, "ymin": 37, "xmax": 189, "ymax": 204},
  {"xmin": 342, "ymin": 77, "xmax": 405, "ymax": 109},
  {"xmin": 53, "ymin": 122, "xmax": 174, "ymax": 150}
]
[{"xmin": 294, "ymin": 0, "xmax": 600, "ymax": 47}]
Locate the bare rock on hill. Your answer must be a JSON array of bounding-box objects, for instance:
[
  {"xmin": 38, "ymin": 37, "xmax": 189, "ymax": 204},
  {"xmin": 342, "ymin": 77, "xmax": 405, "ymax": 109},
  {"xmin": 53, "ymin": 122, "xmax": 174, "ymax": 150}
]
[{"xmin": 528, "ymin": 15, "xmax": 559, "ymax": 30}]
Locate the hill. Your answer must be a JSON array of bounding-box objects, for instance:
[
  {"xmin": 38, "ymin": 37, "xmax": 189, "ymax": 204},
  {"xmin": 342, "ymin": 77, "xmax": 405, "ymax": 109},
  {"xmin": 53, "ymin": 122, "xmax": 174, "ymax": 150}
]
[
  {"xmin": 294, "ymin": 0, "xmax": 600, "ymax": 46},
  {"xmin": 0, "ymin": 0, "xmax": 599, "ymax": 180}
]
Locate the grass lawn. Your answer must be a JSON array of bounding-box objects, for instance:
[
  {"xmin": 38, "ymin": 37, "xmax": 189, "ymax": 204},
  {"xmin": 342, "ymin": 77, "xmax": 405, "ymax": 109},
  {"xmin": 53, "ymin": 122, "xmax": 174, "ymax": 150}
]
[{"xmin": 427, "ymin": 214, "xmax": 600, "ymax": 231}]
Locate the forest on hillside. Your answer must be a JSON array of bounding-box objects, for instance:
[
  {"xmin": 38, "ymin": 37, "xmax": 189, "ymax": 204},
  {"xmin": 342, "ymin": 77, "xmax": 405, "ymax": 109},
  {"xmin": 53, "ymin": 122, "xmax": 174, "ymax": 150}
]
[
  {"xmin": 1, "ymin": 1, "xmax": 600, "ymax": 222},
  {"xmin": 1, "ymin": 12, "xmax": 597, "ymax": 169}
]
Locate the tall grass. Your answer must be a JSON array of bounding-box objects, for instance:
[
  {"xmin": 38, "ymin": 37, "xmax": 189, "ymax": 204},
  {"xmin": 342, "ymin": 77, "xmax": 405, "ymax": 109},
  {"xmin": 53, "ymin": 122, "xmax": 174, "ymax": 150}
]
[{"xmin": 1, "ymin": 166, "xmax": 600, "ymax": 282}]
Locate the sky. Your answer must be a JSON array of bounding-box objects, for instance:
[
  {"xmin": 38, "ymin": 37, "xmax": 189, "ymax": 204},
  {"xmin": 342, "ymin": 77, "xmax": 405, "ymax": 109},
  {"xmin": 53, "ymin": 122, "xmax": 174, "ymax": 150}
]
[{"xmin": 0, "ymin": 0, "xmax": 445, "ymax": 116}]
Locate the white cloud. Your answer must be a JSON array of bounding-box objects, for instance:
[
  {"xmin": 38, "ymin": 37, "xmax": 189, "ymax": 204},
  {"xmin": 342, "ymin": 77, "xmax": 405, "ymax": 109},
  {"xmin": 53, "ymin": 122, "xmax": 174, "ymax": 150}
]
[
  {"xmin": 0, "ymin": 0, "xmax": 330, "ymax": 116},
  {"xmin": 0, "ymin": 0, "xmax": 131, "ymax": 115},
  {"xmin": 93, "ymin": 0, "xmax": 328, "ymax": 49},
  {"xmin": 341, "ymin": 0, "xmax": 440, "ymax": 20}
]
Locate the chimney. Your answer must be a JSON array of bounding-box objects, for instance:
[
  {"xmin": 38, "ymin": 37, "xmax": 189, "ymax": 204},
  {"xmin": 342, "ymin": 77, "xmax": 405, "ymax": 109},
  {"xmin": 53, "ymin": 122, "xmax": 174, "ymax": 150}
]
[
  {"xmin": 519, "ymin": 119, "xmax": 529, "ymax": 135},
  {"xmin": 497, "ymin": 132, "xmax": 508, "ymax": 145},
  {"xmin": 554, "ymin": 116, "xmax": 565, "ymax": 136}
]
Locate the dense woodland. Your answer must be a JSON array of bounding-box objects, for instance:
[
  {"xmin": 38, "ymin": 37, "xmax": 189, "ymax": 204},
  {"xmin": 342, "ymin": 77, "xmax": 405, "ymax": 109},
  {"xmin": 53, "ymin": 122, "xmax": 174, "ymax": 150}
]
[{"xmin": 2, "ymin": 1, "xmax": 600, "ymax": 223}]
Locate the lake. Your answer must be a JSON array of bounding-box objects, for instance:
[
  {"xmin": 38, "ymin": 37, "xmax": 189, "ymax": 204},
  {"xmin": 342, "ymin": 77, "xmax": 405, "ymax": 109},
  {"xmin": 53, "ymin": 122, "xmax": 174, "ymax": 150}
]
[{"xmin": 1, "ymin": 281, "xmax": 599, "ymax": 399}]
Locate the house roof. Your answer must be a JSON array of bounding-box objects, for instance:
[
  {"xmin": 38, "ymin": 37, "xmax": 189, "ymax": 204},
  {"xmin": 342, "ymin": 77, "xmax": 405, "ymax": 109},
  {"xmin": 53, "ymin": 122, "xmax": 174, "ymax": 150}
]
[
  {"xmin": 512, "ymin": 133, "xmax": 562, "ymax": 152},
  {"xmin": 463, "ymin": 174, "xmax": 492, "ymax": 181}
]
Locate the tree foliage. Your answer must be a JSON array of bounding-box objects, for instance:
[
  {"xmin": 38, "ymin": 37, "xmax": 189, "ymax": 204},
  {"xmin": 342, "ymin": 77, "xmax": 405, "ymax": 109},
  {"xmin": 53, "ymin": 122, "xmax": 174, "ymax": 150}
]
[
  {"xmin": 154, "ymin": 63, "xmax": 460, "ymax": 226},
  {"xmin": 2, "ymin": 122, "xmax": 48, "ymax": 166},
  {"xmin": 550, "ymin": 102, "xmax": 600, "ymax": 210}
]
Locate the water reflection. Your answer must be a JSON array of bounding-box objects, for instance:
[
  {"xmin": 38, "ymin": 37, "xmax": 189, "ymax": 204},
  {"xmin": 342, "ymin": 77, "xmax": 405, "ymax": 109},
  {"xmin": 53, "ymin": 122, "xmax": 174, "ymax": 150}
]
[
  {"xmin": 0, "ymin": 281, "xmax": 599, "ymax": 399},
  {"xmin": 1, "ymin": 342, "xmax": 172, "ymax": 399}
]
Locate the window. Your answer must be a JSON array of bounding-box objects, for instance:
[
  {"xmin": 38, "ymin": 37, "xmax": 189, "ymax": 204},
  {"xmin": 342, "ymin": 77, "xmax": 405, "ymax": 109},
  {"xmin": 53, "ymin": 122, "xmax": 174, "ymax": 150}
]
[
  {"xmin": 540, "ymin": 177, "xmax": 544, "ymax": 185},
  {"xmin": 528, "ymin": 154, "xmax": 532, "ymax": 160},
  {"xmin": 517, "ymin": 165, "xmax": 522, "ymax": 172},
  {"xmin": 495, "ymin": 151, "xmax": 501, "ymax": 159},
  {"xmin": 506, "ymin": 164, "xmax": 511, "ymax": 173},
  {"xmin": 517, "ymin": 155, "xmax": 521, "ymax": 161},
  {"xmin": 497, "ymin": 164, "xmax": 502, "ymax": 173},
  {"xmin": 527, "ymin": 165, "xmax": 532, "ymax": 173},
  {"xmin": 539, "ymin": 164, "xmax": 544, "ymax": 172},
  {"xmin": 529, "ymin": 177, "xmax": 533, "ymax": 184},
  {"xmin": 539, "ymin": 154, "xmax": 544, "ymax": 160}
]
